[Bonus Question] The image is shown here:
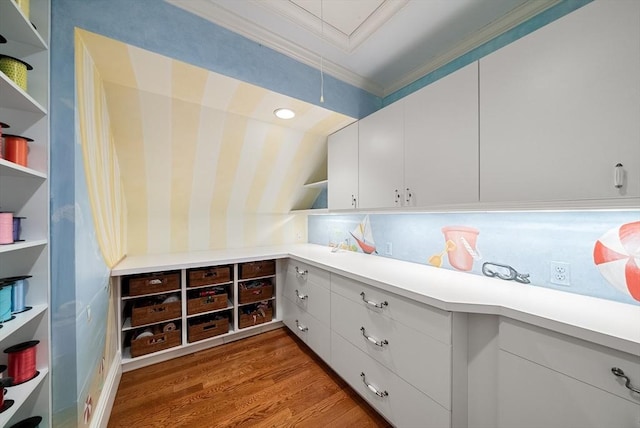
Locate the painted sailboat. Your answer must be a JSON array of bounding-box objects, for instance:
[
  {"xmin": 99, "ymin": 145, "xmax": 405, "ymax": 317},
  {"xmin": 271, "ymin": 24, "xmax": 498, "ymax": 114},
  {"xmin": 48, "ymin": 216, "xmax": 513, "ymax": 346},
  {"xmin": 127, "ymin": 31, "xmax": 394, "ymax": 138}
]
[{"xmin": 350, "ymin": 215, "xmax": 377, "ymax": 254}]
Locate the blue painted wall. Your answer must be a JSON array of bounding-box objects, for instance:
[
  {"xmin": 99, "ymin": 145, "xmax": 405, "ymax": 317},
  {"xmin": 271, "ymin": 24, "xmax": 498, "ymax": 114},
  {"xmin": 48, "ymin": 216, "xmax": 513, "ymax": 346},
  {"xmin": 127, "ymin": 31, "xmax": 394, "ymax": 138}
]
[
  {"xmin": 50, "ymin": 0, "xmax": 378, "ymax": 421},
  {"xmin": 308, "ymin": 211, "xmax": 640, "ymax": 305}
]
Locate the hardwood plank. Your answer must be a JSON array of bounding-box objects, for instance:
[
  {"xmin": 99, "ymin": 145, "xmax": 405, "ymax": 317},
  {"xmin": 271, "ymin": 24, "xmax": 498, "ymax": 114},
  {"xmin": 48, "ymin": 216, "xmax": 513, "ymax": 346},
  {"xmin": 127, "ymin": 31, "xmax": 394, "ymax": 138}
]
[{"xmin": 108, "ymin": 328, "xmax": 390, "ymax": 427}]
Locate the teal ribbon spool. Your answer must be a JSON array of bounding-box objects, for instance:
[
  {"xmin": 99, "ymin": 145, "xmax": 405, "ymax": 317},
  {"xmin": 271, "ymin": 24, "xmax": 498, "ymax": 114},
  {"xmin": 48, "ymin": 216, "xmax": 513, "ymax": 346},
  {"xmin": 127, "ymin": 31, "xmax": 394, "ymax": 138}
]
[
  {"xmin": 0, "ymin": 286, "xmax": 11, "ymax": 322},
  {"xmin": 11, "ymin": 280, "xmax": 26, "ymax": 313}
]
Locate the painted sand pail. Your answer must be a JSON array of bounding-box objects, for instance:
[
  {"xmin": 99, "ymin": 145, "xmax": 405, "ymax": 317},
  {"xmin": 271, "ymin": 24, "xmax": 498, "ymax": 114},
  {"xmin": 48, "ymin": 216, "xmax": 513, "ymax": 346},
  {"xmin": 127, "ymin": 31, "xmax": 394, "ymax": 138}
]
[{"xmin": 441, "ymin": 226, "xmax": 479, "ymax": 271}]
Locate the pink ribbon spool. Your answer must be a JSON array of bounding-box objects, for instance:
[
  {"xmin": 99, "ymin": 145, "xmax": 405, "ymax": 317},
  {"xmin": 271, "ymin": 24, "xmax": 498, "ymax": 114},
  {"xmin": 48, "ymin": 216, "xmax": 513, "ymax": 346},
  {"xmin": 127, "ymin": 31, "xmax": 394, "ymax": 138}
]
[{"xmin": 0, "ymin": 213, "xmax": 14, "ymax": 245}]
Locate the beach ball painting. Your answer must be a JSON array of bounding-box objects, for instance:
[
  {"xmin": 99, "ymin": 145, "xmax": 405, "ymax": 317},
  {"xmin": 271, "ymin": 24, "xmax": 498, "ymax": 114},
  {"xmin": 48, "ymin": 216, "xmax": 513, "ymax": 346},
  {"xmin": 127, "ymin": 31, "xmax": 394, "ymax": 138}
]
[{"xmin": 593, "ymin": 221, "xmax": 640, "ymax": 301}]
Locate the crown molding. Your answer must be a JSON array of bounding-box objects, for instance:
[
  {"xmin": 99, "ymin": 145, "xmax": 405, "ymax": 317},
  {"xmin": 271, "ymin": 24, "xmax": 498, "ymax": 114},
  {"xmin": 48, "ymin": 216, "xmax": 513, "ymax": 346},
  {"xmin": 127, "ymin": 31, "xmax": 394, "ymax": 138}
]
[
  {"xmin": 382, "ymin": 0, "xmax": 561, "ymax": 96},
  {"xmin": 167, "ymin": 0, "xmax": 384, "ymax": 96}
]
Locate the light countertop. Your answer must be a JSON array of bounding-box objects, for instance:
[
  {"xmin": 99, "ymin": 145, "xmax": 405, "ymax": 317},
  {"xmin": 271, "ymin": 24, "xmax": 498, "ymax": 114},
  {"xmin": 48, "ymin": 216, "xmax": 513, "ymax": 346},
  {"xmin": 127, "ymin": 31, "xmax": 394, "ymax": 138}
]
[{"xmin": 112, "ymin": 243, "xmax": 640, "ymax": 355}]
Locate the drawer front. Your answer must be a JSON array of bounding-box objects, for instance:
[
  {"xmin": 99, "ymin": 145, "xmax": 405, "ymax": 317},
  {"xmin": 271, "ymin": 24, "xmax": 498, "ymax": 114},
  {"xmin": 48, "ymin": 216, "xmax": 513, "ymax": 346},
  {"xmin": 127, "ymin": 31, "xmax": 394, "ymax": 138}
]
[
  {"xmin": 128, "ymin": 272, "xmax": 180, "ymax": 296},
  {"xmin": 332, "ymin": 292, "xmax": 452, "ymax": 409},
  {"xmin": 331, "ymin": 331, "xmax": 451, "ymax": 428},
  {"xmin": 239, "ymin": 260, "xmax": 276, "ymax": 279},
  {"xmin": 282, "ymin": 298, "xmax": 330, "ymax": 363},
  {"xmin": 498, "ymin": 351, "xmax": 640, "ymax": 428},
  {"xmin": 188, "ymin": 266, "xmax": 231, "ymax": 287},
  {"xmin": 285, "ymin": 260, "xmax": 331, "ymax": 290},
  {"xmin": 500, "ymin": 318, "xmax": 640, "ymax": 402},
  {"xmin": 283, "ymin": 271, "xmax": 331, "ymax": 326},
  {"xmin": 331, "ymin": 274, "xmax": 452, "ymax": 345}
]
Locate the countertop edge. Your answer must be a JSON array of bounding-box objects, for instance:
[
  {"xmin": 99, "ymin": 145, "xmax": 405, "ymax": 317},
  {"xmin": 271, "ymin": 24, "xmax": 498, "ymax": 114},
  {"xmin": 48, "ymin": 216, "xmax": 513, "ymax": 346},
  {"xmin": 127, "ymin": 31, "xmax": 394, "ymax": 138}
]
[{"xmin": 111, "ymin": 244, "xmax": 640, "ymax": 355}]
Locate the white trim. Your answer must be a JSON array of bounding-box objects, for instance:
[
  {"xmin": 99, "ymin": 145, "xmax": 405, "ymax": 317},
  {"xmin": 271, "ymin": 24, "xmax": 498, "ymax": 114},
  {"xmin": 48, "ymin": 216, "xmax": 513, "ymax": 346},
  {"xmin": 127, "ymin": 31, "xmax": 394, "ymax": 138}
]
[
  {"xmin": 383, "ymin": 0, "xmax": 561, "ymax": 96},
  {"xmin": 166, "ymin": 0, "xmax": 383, "ymax": 96},
  {"xmin": 91, "ymin": 351, "xmax": 122, "ymax": 428}
]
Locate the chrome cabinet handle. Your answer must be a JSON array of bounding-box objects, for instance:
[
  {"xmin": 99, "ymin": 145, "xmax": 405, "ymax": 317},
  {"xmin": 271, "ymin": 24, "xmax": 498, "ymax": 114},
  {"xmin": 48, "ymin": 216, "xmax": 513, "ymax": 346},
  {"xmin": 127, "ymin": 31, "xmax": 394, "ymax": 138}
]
[
  {"xmin": 612, "ymin": 367, "xmax": 640, "ymax": 393},
  {"xmin": 614, "ymin": 163, "xmax": 624, "ymax": 189},
  {"xmin": 351, "ymin": 194, "xmax": 357, "ymax": 208},
  {"xmin": 295, "ymin": 266, "xmax": 308, "ymax": 278},
  {"xmin": 295, "ymin": 289, "xmax": 308, "ymax": 300},
  {"xmin": 295, "ymin": 320, "xmax": 308, "ymax": 332},
  {"xmin": 360, "ymin": 292, "xmax": 388, "ymax": 309},
  {"xmin": 360, "ymin": 372, "xmax": 388, "ymax": 397},
  {"xmin": 360, "ymin": 327, "xmax": 388, "ymax": 347},
  {"xmin": 405, "ymin": 187, "xmax": 412, "ymax": 204}
]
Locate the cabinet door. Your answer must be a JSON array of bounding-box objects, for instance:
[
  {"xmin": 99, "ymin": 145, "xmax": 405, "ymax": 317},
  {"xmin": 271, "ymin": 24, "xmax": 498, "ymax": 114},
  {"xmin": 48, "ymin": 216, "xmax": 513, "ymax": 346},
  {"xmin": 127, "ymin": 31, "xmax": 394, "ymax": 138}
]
[
  {"xmin": 404, "ymin": 62, "xmax": 479, "ymax": 206},
  {"xmin": 480, "ymin": 0, "xmax": 640, "ymax": 203},
  {"xmin": 358, "ymin": 101, "xmax": 404, "ymax": 209},
  {"xmin": 498, "ymin": 351, "xmax": 640, "ymax": 428},
  {"xmin": 328, "ymin": 122, "xmax": 359, "ymax": 210}
]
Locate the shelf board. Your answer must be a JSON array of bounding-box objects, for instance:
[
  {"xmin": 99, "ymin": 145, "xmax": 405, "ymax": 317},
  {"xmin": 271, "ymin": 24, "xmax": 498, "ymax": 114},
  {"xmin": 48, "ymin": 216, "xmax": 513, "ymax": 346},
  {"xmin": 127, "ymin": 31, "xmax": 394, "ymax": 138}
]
[
  {"xmin": 0, "ymin": 239, "xmax": 47, "ymax": 254},
  {"xmin": 238, "ymin": 296, "xmax": 276, "ymax": 307},
  {"xmin": 289, "ymin": 208, "xmax": 329, "ymax": 214},
  {"xmin": 0, "ymin": 304, "xmax": 47, "ymax": 341},
  {"xmin": 122, "ymin": 316, "xmax": 182, "ymax": 331},
  {"xmin": 303, "ymin": 179, "xmax": 328, "ymax": 189},
  {"xmin": 0, "ymin": 0, "xmax": 48, "ymax": 53},
  {"xmin": 238, "ymin": 275, "xmax": 275, "ymax": 282},
  {"xmin": 0, "ymin": 72, "xmax": 47, "ymax": 115},
  {"xmin": 0, "ymin": 367, "xmax": 49, "ymax": 427},
  {"xmin": 186, "ymin": 281, "xmax": 233, "ymax": 291},
  {"xmin": 186, "ymin": 301, "xmax": 233, "ymax": 319},
  {"xmin": 0, "ymin": 158, "xmax": 47, "ymax": 179},
  {"xmin": 121, "ymin": 289, "xmax": 181, "ymax": 301}
]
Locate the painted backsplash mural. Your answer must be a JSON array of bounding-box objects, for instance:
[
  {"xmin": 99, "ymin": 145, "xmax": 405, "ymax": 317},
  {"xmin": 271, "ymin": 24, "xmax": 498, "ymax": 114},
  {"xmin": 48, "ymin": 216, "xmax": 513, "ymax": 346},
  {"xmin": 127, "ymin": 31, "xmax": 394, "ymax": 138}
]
[{"xmin": 309, "ymin": 211, "xmax": 640, "ymax": 305}]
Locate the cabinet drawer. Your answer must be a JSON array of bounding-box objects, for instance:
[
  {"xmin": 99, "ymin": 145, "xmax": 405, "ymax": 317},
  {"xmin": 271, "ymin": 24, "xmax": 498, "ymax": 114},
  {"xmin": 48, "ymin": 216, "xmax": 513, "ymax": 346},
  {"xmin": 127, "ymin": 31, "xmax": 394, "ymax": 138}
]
[
  {"xmin": 331, "ymin": 331, "xmax": 451, "ymax": 428},
  {"xmin": 331, "ymin": 274, "xmax": 452, "ymax": 345},
  {"xmin": 239, "ymin": 260, "xmax": 275, "ymax": 279},
  {"xmin": 282, "ymin": 298, "xmax": 330, "ymax": 363},
  {"xmin": 498, "ymin": 350, "xmax": 640, "ymax": 428},
  {"xmin": 127, "ymin": 272, "xmax": 180, "ymax": 296},
  {"xmin": 500, "ymin": 318, "xmax": 640, "ymax": 402},
  {"xmin": 283, "ymin": 270, "xmax": 330, "ymax": 326},
  {"xmin": 285, "ymin": 260, "xmax": 330, "ymax": 290},
  {"xmin": 332, "ymin": 292, "xmax": 452, "ymax": 409},
  {"xmin": 187, "ymin": 266, "xmax": 231, "ymax": 287}
]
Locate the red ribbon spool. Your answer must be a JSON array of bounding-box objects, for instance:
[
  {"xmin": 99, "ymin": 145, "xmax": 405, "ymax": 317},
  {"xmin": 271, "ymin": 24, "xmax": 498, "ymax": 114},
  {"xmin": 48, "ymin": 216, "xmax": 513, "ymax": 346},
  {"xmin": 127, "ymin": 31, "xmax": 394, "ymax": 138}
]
[{"xmin": 4, "ymin": 340, "xmax": 38, "ymax": 385}]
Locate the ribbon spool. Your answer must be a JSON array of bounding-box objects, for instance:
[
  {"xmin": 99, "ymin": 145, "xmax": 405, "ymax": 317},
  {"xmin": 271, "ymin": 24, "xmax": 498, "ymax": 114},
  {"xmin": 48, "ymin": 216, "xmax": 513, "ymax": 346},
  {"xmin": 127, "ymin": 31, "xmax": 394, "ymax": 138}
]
[
  {"xmin": 0, "ymin": 377, "xmax": 14, "ymax": 413},
  {"xmin": 9, "ymin": 416, "xmax": 43, "ymax": 428},
  {"xmin": 0, "ymin": 213, "xmax": 13, "ymax": 245},
  {"xmin": 12, "ymin": 217, "xmax": 25, "ymax": 242},
  {"xmin": 0, "ymin": 285, "xmax": 13, "ymax": 322},
  {"xmin": 4, "ymin": 340, "xmax": 39, "ymax": 385}
]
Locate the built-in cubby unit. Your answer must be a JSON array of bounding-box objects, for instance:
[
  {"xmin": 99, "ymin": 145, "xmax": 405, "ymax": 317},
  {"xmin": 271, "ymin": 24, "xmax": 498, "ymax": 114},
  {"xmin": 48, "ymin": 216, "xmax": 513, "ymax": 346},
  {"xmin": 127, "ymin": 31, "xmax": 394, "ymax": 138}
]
[
  {"xmin": 113, "ymin": 258, "xmax": 281, "ymax": 371},
  {"xmin": 0, "ymin": 0, "xmax": 51, "ymax": 426}
]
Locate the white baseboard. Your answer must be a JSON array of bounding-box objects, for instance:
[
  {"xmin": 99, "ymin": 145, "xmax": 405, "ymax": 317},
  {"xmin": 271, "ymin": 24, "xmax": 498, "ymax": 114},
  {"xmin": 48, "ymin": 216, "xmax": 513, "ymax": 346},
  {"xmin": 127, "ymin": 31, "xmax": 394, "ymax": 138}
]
[{"xmin": 91, "ymin": 351, "xmax": 122, "ymax": 428}]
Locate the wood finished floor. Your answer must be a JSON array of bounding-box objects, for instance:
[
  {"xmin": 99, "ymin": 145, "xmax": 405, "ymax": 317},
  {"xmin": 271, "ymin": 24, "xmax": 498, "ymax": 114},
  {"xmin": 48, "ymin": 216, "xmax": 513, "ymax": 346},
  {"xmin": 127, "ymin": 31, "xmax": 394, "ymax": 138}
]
[{"xmin": 108, "ymin": 328, "xmax": 391, "ymax": 427}]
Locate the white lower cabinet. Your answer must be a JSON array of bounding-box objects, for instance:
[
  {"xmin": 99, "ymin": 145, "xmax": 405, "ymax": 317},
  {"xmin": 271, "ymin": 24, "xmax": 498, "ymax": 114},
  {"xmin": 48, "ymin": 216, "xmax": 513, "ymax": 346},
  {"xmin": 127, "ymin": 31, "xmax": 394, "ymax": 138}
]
[
  {"xmin": 281, "ymin": 297, "xmax": 331, "ymax": 363},
  {"xmin": 331, "ymin": 291, "xmax": 452, "ymax": 410},
  {"xmin": 332, "ymin": 331, "xmax": 451, "ymax": 427},
  {"xmin": 498, "ymin": 318, "xmax": 640, "ymax": 428}
]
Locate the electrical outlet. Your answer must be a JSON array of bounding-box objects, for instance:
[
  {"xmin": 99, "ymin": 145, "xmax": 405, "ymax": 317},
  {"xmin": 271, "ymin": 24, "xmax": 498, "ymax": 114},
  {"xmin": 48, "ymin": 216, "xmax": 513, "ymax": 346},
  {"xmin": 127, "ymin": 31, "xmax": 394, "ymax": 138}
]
[
  {"xmin": 386, "ymin": 242, "xmax": 393, "ymax": 255},
  {"xmin": 550, "ymin": 261, "xmax": 571, "ymax": 286}
]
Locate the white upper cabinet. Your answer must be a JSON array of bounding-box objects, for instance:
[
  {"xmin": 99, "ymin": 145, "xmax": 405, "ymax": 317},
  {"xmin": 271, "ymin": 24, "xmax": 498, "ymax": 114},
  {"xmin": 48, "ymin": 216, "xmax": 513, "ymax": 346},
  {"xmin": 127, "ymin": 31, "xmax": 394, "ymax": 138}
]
[
  {"xmin": 404, "ymin": 62, "xmax": 479, "ymax": 207},
  {"xmin": 479, "ymin": 0, "xmax": 640, "ymax": 204},
  {"xmin": 358, "ymin": 100, "xmax": 404, "ymax": 209},
  {"xmin": 328, "ymin": 122, "xmax": 359, "ymax": 210}
]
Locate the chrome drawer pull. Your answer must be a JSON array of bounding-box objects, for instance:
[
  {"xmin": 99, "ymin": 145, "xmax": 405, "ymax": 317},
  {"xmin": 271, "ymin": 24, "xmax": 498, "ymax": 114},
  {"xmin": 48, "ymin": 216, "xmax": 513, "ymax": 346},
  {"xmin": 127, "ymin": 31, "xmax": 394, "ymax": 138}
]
[
  {"xmin": 360, "ymin": 327, "xmax": 388, "ymax": 347},
  {"xmin": 295, "ymin": 289, "xmax": 308, "ymax": 300},
  {"xmin": 295, "ymin": 267, "xmax": 308, "ymax": 278},
  {"xmin": 360, "ymin": 292, "xmax": 388, "ymax": 309},
  {"xmin": 360, "ymin": 372, "xmax": 388, "ymax": 397},
  {"xmin": 612, "ymin": 367, "xmax": 640, "ymax": 393},
  {"xmin": 295, "ymin": 320, "xmax": 308, "ymax": 332}
]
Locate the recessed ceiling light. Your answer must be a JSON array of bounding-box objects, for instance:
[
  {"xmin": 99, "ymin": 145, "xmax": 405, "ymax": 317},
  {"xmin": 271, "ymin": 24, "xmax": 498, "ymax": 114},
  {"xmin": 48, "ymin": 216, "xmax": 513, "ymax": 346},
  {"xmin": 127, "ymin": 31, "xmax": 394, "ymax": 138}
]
[{"xmin": 274, "ymin": 108, "xmax": 295, "ymax": 119}]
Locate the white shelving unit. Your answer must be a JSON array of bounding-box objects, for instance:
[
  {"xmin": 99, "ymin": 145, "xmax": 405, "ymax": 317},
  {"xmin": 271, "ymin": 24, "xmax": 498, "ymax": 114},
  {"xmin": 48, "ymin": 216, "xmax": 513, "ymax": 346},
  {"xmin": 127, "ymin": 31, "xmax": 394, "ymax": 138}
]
[
  {"xmin": 114, "ymin": 259, "xmax": 281, "ymax": 371},
  {"xmin": 0, "ymin": 0, "xmax": 51, "ymax": 426}
]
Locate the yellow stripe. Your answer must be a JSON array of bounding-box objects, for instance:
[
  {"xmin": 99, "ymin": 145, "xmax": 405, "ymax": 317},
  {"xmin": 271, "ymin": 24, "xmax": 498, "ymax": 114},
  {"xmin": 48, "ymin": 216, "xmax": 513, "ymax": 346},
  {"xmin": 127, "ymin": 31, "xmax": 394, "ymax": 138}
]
[
  {"xmin": 170, "ymin": 60, "xmax": 208, "ymax": 252},
  {"xmin": 209, "ymin": 84, "xmax": 265, "ymax": 248}
]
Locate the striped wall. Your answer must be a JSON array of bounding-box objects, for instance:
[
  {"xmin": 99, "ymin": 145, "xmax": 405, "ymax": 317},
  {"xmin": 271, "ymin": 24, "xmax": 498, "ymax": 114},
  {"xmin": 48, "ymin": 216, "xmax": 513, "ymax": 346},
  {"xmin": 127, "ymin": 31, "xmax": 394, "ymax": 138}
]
[{"xmin": 78, "ymin": 30, "xmax": 355, "ymax": 255}]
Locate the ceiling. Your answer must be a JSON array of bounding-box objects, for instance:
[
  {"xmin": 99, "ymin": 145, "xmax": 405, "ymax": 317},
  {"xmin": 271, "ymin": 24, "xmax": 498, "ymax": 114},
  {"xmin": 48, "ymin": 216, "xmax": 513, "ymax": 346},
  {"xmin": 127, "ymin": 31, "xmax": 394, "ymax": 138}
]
[{"xmin": 167, "ymin": 0, "xmax": 559, "ymax": 97}]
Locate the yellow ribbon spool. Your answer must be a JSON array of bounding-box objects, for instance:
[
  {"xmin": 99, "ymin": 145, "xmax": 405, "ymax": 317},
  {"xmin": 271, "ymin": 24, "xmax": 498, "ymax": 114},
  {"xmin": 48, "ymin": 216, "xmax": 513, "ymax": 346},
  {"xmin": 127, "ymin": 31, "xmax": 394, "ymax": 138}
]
[{"xmin": 0, "ymin": 55, "xmax": 32, "ymax": 91}]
